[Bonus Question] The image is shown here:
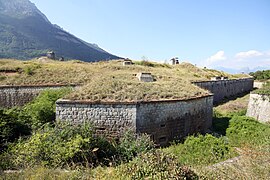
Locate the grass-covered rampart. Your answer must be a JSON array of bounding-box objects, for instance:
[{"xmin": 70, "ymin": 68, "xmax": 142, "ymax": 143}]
[{"xmin": 0, "ymin": 58, "xmax": 250, "ymax": 102}]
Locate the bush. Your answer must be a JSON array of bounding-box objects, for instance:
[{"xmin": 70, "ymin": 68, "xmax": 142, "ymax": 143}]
[
  {"xmin": 226, "ymin": 116, "xmax": 270, "ymax": 148},
  {"xmin": 10, "ymin": 122, "xmax": 117, "ymax": 168},
  {"xmin": 164, "ymin": 134, "xmax": 235, "ymax": 165},
  {"xmin": 117, "ymin": 150, "xmax": 198, "ymax": 179},
  {"xmin": 117, "ymin": 130, "xmax": 154, "ymax": 162},
  {"xmin": 0, "ymin": 88, "xmax": 70, "ymax": 153},
  {"xmin": 7, "ymin": 123, "xmax": 155, "ymax": 169},
  {"xmin": 249, "ymin": 70, "xmax": 270, "ymax": 80},
  {"xmin": 134, "ymin": 60, "xmax": 170, "ymax": 68},
  {"xmin": 23, "ymin": 88, "xmax": 72, "ymax": 129},
  {"xmin": 0, "ymin": 109, "xmax": 31, "ymax": 151}
]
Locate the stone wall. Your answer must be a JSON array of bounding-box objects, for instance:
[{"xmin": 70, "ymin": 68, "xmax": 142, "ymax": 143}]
[
  {"xmin": 136, "ymin": 96, "xmax": 213, "ymax": 145},
  {"xmin": 253, "ymin": 81, "xmax": 265, "ymax": 89},
  {"xmin": 193, "ymin": 78, "xmax": 254, "ymax": 104},
  {"xmin": 0, "ymin": 85, "xmax": 75, "ymax": 108},
  {"xmin": 56, "ymin": 95, "xmax": 213, "ymax": 145},
  {"xmin": 56, "ymin": 101, "xmax": 137, "ymax": 138},
  {"xmin": 246, "ymin": 93, "xmax": 270, "ymax": 123}
]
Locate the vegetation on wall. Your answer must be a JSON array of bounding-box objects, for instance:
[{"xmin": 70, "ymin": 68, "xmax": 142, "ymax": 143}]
[{"xmin": 253, "ymin": 82, "xmax": 270, "ymax": 95}]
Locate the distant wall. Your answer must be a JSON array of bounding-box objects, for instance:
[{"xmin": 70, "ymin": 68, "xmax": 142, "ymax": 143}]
[
  {"xmin": 253, "ymin": 81, "xmax": 265, "ymax": 89},
  {"xmin": 193, "ymin": 78, "xmax": 254, "ymax": 104},
  {"xmin": 246, "ymin": 94, "xmax": 270, "ymax": 123},
  {"xmin": 0, "ymin": 85, "xmax": 75, "ymax": 108},
  {"xmin": 56, "ymin": 95, "xmax": 213, "ymax": 145}
]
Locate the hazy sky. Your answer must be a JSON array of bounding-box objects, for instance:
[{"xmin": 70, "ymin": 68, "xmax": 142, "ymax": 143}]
[{"xmin": 30, "ymin": 0, "xmax": 270, "ymax": 70}]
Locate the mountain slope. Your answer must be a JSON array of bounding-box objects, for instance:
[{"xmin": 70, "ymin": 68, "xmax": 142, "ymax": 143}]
[{"xmin": 0, "ymin": 0, "xmax": 119, "ymax": 61}]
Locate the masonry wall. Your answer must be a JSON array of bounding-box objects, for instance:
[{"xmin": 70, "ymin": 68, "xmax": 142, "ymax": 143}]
[
  {"xmin": 56, "ymin": 101, "xmax": 137, "ymax": 138},
  {"xmin": 246, "ymin": 93, "xmax": 270, "ymax": 123},
  {"xmin": 253, "ymin": 81, "xmax": 265, "ymax": 89},
  {"xmin": 136, "ymin": 96, "xmax": 213, "ymax": 145},
  {"xmin": 56, "ymin": 95, "xmax": 213, "ymax": 145},
  {"xmin": 0, "ymin": 85, "xmax": 74, "ymax": 108},
  {"xmin": 193, "ymin": 78, "xmax": 254, "ymax": 104}
]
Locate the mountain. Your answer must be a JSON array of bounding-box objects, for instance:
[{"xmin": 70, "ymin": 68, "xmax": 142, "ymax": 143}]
[{"xmin": 0, "ymin": 0, "xmax": 119, "ymax": 61}]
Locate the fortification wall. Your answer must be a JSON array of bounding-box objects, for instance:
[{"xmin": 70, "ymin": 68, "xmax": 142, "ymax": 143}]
[
  {"xmin": 56, "ymin": 95, "xmax": 213, "ymax": 145},
  {"xmin": 56, "ymin": 101, "xmax": 137, "ymax": 137},
  {"xmin": 193, "ymin": 78, "xmax": 254, "ymax": 104},
  {"xmin": 136, "ymin": 96, "xmax": 213, "ymax": 145},
  {"xmin": 246, "ymin": 94, "xmax": 270, "ymax": 123},
  {"xmin": 0, "ymin": 85, "xmax": 74, "ymax": 108}
]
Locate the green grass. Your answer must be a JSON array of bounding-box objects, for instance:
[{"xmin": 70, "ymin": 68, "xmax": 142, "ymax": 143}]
[
  {"xmin": 163, "ymin": 134, "xmax": 236, "ymax": 166},
  {"xmin": 226, "ymin": 116, "xmax": 270, "ymax": 148}
]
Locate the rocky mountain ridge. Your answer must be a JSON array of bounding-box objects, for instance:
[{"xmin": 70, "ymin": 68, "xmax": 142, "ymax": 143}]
[{"xmin": 0, "ymin": 0, "xmax": 119, "ymax": 61}]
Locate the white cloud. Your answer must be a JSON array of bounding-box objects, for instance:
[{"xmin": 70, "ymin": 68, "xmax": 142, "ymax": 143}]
[
  {"xmin": 206, "ymin": 50, "xmax": 226, "ymax": 66},
  {"xmin": 235, "ymin": 50, "xmax": 263, "ymax": 59},
  {"xmin": 202, "ymin": 49, "xmax": 270, "ymax": 70}
]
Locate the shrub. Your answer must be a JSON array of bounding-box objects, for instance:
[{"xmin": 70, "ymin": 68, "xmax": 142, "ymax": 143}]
[
  {"xmin": 23, "ymin": 63, "xmax": 42, "ymax": 75},
  {"xmin": 117, "ymin": 130, "xmax": 154, "ymax": 162},
  {"xmin": 23, "ymin": 66, "xmax": 34, "ymax": 75},
  {"xmin": 164, "ymin": 134, "xmax": 235, "ymax": 165},
  {"xmin": 117, "ymin": 150, "xmax": 198, "ymax": 179},
  {"xmin": 10, "ymin": 122, "xmax": 117, "ymax": 168},
  {"xmin": 8, "ymin": 123, "xmax": 155, "ymax": 169},
  {"xmin": 134, "ymin": 60, "xmax": 155, "ymax": 67},
  {"xmin": 249, "ymin": 70, "xmax": 270, "ymax": 80},
  {"xmin": 0, "ymin": 109, "xmax": 31, "ymax": 151},
  {"xmin": 23, "ymin": 88, "xmax": 72, "ymax": 129}
]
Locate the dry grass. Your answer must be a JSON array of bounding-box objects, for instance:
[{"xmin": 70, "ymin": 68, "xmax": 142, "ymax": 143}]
[
  {"xmin": 0, "ymin": 58, "xmax": 248, "ymax": 101},
  {"xmin": 215, "ymin": 94, "xmax": 250, "ymax": 114},
  {"xmin": 195, "ymin": 146, "xmax": 270, "ymax": 179}
]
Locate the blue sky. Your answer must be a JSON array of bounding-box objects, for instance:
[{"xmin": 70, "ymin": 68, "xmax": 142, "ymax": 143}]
[{"xmin": 30, "ymin": 0, "xmax": 270, "ymax": 71}]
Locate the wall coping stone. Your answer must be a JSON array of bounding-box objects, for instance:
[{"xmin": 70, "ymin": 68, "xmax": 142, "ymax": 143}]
[
  {"xmin": 192, "ymin": 77, "xmax": 254, "ymax": 83},
  {"xmin": 0, "ymin": 84, "xmax": 77, "ymax": 89},
  {"xmin": 56, "ymin": 94, "xmax": 213, "ymax": 105}
]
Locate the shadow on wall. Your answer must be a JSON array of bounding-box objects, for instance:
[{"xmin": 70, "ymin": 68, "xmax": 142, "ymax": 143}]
[{"xmin": 213, "ymin": 91, "xmax": 251, "ymax": 107}]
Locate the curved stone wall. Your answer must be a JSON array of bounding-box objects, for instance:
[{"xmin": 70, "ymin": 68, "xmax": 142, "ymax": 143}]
[{"xmin": 56, "ymin": 95, "xmax": 213, "ymax": 145}]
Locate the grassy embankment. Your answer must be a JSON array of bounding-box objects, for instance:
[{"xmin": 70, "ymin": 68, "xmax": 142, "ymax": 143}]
[{"xmin": 0, "ymin": 58, "xmax": 249, "ymax": 102}]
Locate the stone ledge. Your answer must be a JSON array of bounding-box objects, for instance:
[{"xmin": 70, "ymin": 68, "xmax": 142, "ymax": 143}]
[
  {"xmin": 56, "ymin": 95, "xmax": 213, "ymax": 105},
  {"xmin": 192, "ymin": 77, "xmax": 254, "ymax": 83},
  {"xmin": 0, "ymin": 84, "xmax": 77, "ymax": 89}
]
